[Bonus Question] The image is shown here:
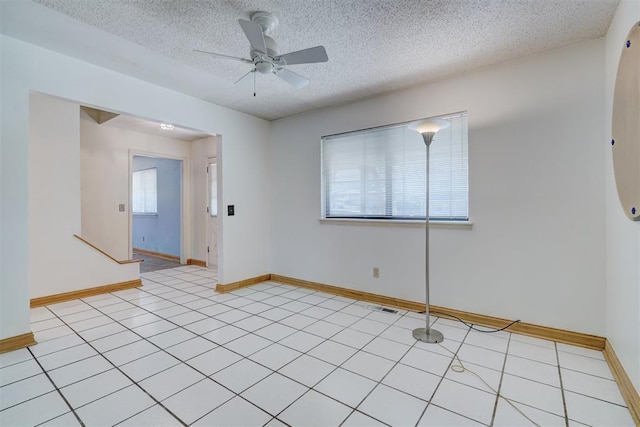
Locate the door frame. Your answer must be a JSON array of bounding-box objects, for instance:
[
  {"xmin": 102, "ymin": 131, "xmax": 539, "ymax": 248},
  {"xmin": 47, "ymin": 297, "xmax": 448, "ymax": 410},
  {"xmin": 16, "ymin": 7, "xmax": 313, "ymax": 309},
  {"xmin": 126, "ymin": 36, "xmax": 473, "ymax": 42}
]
[
  {"xmin": 128, "ymin": 150, "xmax": 189, "ymax": 265},
  {"xmin": 206, "ymin": 156, "xmax": 218, "ymax": 268}
]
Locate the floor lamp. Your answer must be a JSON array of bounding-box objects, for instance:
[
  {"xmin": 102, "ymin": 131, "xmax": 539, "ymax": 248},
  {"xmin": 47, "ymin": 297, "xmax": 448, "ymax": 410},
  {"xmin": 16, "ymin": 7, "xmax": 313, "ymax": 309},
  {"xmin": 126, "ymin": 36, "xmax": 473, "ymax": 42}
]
[{"xmin": 408, "ymin": 118, "xmax": 450, "ymax": 344}]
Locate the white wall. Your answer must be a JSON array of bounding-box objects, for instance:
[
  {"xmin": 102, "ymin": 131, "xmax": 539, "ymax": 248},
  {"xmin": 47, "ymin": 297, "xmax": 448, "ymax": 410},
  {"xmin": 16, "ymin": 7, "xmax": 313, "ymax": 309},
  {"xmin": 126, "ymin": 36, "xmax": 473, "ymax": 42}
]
[
  {"xmin": 605, "ymin": 0, "xmax": 640, "ymax": 390},
  {"xmin": 191, "ymin": 136, "xmax": 218, "ymax": 263},
  {"xmin": 271, "ymin": 39, "xmax": 606, "ymax": 335},
  {"xmin": 81, "ymin": 115, "xmax": 192, "ymax": 260},
  {"xmin": 29, "ymin": 93, "xmax": 139, "ymax": 299},
  {"xmin": 0, "ymin": 35, "xmax": 271, "ymax": 341}
]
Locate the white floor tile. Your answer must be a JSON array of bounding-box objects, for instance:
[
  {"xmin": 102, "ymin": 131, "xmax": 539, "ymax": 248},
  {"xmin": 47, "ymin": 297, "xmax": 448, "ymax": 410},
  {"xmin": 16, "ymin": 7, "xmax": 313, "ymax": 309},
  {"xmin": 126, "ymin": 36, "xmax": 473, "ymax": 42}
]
[
  {"xmin": 500, "ymin": 373, "xmax": 564, "ymax": 416},
  {"xmin": 558, "ymin": 350, "xmax": 614, "ymax": 379},
  {"xmin": 309, "ymin": 340, "xmax": 358, "ymax": 366},
  {"xmin": 120, "ymin": 351, "xmax": 180, "ymax": 381},
  {"xmin": 91, "ymin": 330, "xmax": 141, "ymax": 353},
  {"xmin": 260, "ymin": 307, "xmax": 294, "ymax": 321},
  {"xmin": 255, "ymin": 322, "xmax": 298, "ymax": 342},
  {"xmin": 508, "ymin": 340, "xmax": 558, "ymax": 365},
  {"xmin": 34, "ymin": 325, "xmax": 76, "ymax": 343},
  {"xmin": 183, "ymin": 317, "xmax": 226, "ymax": 335},
  {"xmin": 565, "ymin": 390, "xmax": 634, "ymax": 426},
  {"xmin": 234, "ymin": 315, "xmax": 273, "ymax": 333},
  {"xmin": 331, "ymin": 328, "xmax": 375, "ymax": 349},
  {"xmin": 37, "ymin": 343, "xmax": 98, "ymax": 371},
  {"xmin": 39, "ymin": 411, "xmax": 82, "ymax": 426},
  {"xmin": 379, "ymin": 325, "xmax": 418, "ymax": 345},
  {"xmin": 202, "ymin": 325, "xmax": 247, "ymax": 345},
  {"xmin": 70, "ymin": 315, "xmax": 115, "ymax": 333},
  {"xmin": 444, "ymin": 359, "xmax": 502, "ymax": 394},
  {"xmin": 168, "ymin": 311, "xmax": 207, "ymax": 326},
  {"xmin": 186, "ymin": 346, "xmax": 242, "ymax": 376},
  {"xmin": 340, "ymin": 305, "xmax": 374, "ymax": 318},
  {"xmin": 493, "ymin": 398, "xmax": 566, "ymax": 426},
  {"xmin": 118, "ymin": 404, "xmax": 182, "ymax": 426},
  {"xmin": 224, "ymin": 333, "xmax": 272, "ymax": 356},
  {"xmin": 215, "ymin": 308, "xmax": 252, "ymax": 324},
  {"xmin": 279, "ymin": 331, "xmax": 325, "ymax": 353},
  {"xmin": 0, "ymin": 348, "xmax": 32, "ymax": 368},
  {"xmin": 504, "ymin": 354, "xmax": 560, "ymax": 387},
  {"xmin": 279, "ymin": 314, "xmax": 317, "ymax": 329},
  {"xmin": 457, "ymin": 343, "xmax": 506, "ymax": 371},
  {"xmin": 0, "ymin": 373, "xmax": 54, "ymax": 410},
  {"xmin": 561, "ymin": 368, "xmax": 626, "ymax": 405},
  {"xmin": 400, "ymin": 347, "xmax": 453, "ymax": 377},
  {"xmin": 556, "ymin": 343, "xmax": 605, "ymax": 360},
  {"xmin": 358, "ymin": 384, "xmax": 427, "ymax": 426},
  {"xmin": 48, "ymin": 355, "xmax": 113, "ymax": 388},
  {"xmin": 324, "ymin": 312, "xmax": 360, "ymax": 327},
  {"xmin": 148, "ymin": 328, "xmax": 196, "ymax": 349},
  {"xmin": 164, "ymin": 337, "xmax": 217, "ymax": 361},
  {"xmin": 342, "ymin": 410, "xmax": 387, "ymax": 426},
  {"xmin": 303, "ymin": 320, "xmax": 343, "ymax": 339},
  {"xmin": 139, "ymin": 363, "xmax": 204, "ymax": 401},
  {"xmin": 241, "ymin": 301, "xmax": 273, "ymax": 314},
  {"xmin": 75, "ymin": 384, "xmax": 155, "ymax": 426},
  {"xmin": 463, "ymin": 330, "xmax": 509, "ymax": 353},
  {"xmin": 193, "ymin": 396, "xmax": 271, "ymax": 427},
  {"xmin": 0, "ymin": 391, "xmax": 69, "ymax": 426},
  {"xmin": 418, "ymin": 404, "xmax": 483, "ymax": 426},
  {"xmin": 30, "ymin": 334, "xmax": 84, "ymax": 358},
  {"xmin": 315, "ymin": 367, "xmax": 376, "ymax": 407},
  {"xmin": 77, "ymin": 322, "xmax": 126, "ymax": 341},
  {"xmin": 162, "ymin": 378, "xmax": 234, "ymax": 424},
  {"xmin": 197, "ymin": 303, "xmax": 232, "ymax": 317},
  {"xmin": 61, "ymin": 368, "xmax": 132, "ymax": 408},
  {"xmin": 278, "ymin": 354, "xmax": 335, "ymax": 387},
  {"xmin": 363, "ymin": 336, "xmax": 410, "ymax": 361},
  {"xmin": 131, "ymin": 320, "xmax": 178, "ymax": 338},
  {"xmin": 241, "ymin": 373, "xmax": 308, "ymax": 416},
  {"xmin": 212, "ymin": 358, "xmax": 272, "ymax": 393},
  {"xmin": 318, "ymin": 299, "xmax": 351, "ymax": 311},
  {"xmin": 300, "ymin": 306, "xmax": 335, "ymax": 320},
  {"xmin": 280, "ymin": 390, "xmax": 352, "ymax": 426},
  {"xmin": 342, "ymin": 351, "xmax": 395, "ymax": 382},
  {"xmin": 103, "ymin": 339, "xmax": 158, "ymax": 366},
  {"xmin": 431, "ymin": 378, "xmax": 496, "ymax": 424},
  {"xmin": 249, "ymin": 343, "xmax": 302, "ymax": 370},
  {"xmin": 0, "ymin": 358, "xmax": 42, "ymax": 386},
  {"xmin": 118, "ymin": 313, "xmax": 162, "ymax": 329},
  {"xmin": 383, "ymin": 363, "xmax": 440, "ymax": 401}
]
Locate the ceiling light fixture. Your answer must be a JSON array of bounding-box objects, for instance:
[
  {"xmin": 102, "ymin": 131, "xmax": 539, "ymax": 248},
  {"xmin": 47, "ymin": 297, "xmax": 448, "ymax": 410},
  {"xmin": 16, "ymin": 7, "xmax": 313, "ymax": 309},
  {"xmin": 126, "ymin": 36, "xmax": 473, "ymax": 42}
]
[
  {"xmin": 408, "ymin": 117, "xmax": 450, "ymax": 344},
  {"xmin": 160, "ymin": 123, "xmax": 174, "ymax": 130}
]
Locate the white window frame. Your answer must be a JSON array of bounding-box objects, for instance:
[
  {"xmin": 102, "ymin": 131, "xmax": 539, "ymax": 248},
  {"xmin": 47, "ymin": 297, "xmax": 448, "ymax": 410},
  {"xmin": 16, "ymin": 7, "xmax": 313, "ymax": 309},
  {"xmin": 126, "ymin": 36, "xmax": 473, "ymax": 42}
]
[
  {"xmin": 321, "ymin": 112, "xmax": 469, "ymax": 223},
  {"xmin": 132, "ymin": 167, "xmax": 158, "ymax": 215}
]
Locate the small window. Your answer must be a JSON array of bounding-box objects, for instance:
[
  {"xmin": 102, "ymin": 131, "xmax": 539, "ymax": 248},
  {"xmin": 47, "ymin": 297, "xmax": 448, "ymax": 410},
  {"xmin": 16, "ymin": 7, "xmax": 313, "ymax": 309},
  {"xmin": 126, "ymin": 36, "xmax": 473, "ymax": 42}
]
[
  {"xmin": 209, "ymin": 161, "xmax": 218, "ymax": 216},
  {"xmin": 322, "ymin": 112, "xmax": 468, "ymax": 221},
  {"xmin": 132, "ymin": 168, "xmax": 157, "ymax": 214}
]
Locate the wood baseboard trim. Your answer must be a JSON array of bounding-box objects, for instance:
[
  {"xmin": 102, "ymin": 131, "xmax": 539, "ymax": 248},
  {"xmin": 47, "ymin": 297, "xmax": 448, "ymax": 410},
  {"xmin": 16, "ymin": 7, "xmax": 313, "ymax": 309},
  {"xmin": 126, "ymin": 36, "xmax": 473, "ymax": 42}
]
[
  {"xmin": 74, "ymin": 235, "xmax": 142, "ymax": 264},
  {"xmin": 30, "ymin": 279, "xmax": 142, "ymax": 308},
  {"xmin": 133, "ymin": 248, "xmax": 180, "ymax": 262},
  {"xmin": 604, "ymin": 340, "xmax": 640, "ymax": 425},
  {"xmin": 0, "ymin": 332, "xmax": 36, "ymax": 354},
  {"xmin": 215, "ymin": 274, "xmax": 272, "ymax": 293},
  {"xmin": 187, "ymin": 258, "xmax": 207, "ymax": 267},
  {"xmin": 269, "ymin": 274, "xmax": 605, "ymax": 350}
]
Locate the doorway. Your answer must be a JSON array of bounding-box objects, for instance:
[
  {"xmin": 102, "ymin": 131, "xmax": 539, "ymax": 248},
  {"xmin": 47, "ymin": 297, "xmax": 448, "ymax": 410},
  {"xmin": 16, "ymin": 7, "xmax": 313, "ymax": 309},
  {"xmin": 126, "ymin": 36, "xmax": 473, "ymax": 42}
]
[
  {"xmin": 207, "ymin": 157, "xmax": 218, "ymax": 268},
  {"xmin": 131, "ymin": 155, "xmax": 184, "ymax": 270}
]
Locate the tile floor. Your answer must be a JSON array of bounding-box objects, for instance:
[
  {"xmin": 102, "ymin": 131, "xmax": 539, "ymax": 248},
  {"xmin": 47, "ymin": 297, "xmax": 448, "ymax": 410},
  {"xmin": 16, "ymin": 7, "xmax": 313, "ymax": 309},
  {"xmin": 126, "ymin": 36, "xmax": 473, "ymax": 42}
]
[
  {"xmin": 132, "ymin": 253, "xmax": 182, "ymax": 273},
  {"xmin": 0, "ymin": 266, "xmax": 634, "ymax": 426}
]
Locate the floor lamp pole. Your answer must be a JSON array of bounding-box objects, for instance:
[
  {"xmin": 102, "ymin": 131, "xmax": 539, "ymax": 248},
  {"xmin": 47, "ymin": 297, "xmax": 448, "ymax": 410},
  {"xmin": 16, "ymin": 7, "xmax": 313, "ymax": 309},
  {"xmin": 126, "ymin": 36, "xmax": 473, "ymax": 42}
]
[{"xmin": 412, "ymin": 130, "xmax": 444, "ymax": 344}]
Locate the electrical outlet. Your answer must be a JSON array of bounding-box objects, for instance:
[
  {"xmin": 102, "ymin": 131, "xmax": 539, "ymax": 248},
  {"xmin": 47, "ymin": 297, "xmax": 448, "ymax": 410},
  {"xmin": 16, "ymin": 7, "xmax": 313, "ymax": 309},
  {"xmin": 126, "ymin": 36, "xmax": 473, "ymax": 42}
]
[{"xmin": 373, "ymin": 267, "xmax": 380, "ymax": 278}]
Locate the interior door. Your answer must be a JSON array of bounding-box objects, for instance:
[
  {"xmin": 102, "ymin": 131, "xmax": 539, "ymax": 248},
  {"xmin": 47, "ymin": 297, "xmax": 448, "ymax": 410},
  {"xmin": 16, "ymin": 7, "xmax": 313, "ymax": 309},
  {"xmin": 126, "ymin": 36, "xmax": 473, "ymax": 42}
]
[{"xmin": 207, "ymin": 158, "xmax": 218, "ymax": 268}]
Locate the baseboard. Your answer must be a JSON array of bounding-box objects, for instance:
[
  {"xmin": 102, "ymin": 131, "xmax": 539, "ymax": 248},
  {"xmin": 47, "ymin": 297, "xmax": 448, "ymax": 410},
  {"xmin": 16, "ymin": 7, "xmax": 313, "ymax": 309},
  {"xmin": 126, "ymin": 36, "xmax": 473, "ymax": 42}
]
[
  {"xmin": 0, "ymin": 332, "xmax": 36, "ymax": 354},
  {"xmin": 132, "ymin": 248, "xmax": 180, "ymax": 262},
  {"xmin": 215, "ymin": 274, "xmax": 272, "ymax": 293},
  {"xmin": 269, "ymin": 274, "xmax": 605, "ymax": 350},
  {"xmin": 603, "ymin": 340, "xmax": 640, "ymax": 425},
  {"xmin": 30, "ymin": 279, "xmax": 142, "ymax": 308},
  {"xmin": 187, "ymin": 258, "xmax": 207, "ymax": 267}
]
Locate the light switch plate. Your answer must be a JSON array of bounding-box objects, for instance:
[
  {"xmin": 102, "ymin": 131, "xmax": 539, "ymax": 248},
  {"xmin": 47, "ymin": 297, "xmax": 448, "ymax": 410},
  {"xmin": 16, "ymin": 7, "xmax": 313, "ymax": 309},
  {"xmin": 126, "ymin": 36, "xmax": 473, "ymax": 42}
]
[{"xmin": 119, "ymin": 204, "xmax": 125, "ymax": 212}]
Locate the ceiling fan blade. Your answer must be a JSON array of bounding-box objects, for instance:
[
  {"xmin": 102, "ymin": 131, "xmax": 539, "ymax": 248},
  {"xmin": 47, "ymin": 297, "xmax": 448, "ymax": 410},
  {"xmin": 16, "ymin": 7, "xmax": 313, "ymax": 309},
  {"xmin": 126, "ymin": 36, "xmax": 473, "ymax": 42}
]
[
  {"xmin": 276, "ymin": 68, "xmax": 310, "ymax": 89},
  {"xmin": 234, "ymin": 69, "xmax": 256, "ymax": 85},
  {"xmin": 193, "ymin": 49, "xmax": 252, "ymax": 63},
  {"xmin": 278, "ymin": 46, "xmax": 328, "ymax": 65},
  {"xmin": 238, "ymin": 19, "xmax": 267, "ymax": 54}
]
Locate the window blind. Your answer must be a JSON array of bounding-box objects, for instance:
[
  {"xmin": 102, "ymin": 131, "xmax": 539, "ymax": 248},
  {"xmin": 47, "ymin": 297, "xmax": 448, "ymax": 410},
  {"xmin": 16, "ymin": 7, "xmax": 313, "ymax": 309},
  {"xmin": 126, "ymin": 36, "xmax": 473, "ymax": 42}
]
[
  {"xmin": 322, "ymin": 113, "xmax": 468, "ymax": 220},
  {"xmin": 132, "ymin": 168, "xmax": 158, "ymax": 214}
]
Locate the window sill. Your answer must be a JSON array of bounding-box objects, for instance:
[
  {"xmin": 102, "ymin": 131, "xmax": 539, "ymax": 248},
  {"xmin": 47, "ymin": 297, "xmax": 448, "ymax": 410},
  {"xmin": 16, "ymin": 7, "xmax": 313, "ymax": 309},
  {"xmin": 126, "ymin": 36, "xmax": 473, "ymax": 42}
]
[
  {"xmin": 133, "ymin": 213, "xmax": 158, "ymax": 217},
  {"xmin": 319, "ymin": 218, "xmax": 472, "ymax": 229}
]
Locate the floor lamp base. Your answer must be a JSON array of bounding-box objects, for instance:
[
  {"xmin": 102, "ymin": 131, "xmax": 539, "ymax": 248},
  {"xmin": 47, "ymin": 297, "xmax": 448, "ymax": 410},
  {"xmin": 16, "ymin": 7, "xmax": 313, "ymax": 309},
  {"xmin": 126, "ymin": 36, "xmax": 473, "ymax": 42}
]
[{"xmin": 413, "ymin": 327, "xmax": 444, "ymax": 344}]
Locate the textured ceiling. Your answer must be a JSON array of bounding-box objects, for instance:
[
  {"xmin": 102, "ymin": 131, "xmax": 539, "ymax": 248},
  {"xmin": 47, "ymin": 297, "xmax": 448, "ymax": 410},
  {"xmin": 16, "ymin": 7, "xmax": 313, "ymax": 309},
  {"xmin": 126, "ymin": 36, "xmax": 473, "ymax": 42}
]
[{"xmin": 4, "ymin": 0, "xmax": 619, "ymax": 120}]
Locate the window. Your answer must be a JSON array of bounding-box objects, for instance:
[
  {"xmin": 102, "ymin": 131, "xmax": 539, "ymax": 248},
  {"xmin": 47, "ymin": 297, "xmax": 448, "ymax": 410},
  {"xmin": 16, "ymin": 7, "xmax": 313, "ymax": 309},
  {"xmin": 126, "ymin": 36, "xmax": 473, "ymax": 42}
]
[
  {"xmin": 132, "ymin": 168, "xmax": 157, "ymax": 214},
  {"xmin": 209, "ymin": 161, "xmax": 218, "ymax": 216},
  {"xmin": 322, "ymin": 112, "xmax": 468, "ymax": 221}
]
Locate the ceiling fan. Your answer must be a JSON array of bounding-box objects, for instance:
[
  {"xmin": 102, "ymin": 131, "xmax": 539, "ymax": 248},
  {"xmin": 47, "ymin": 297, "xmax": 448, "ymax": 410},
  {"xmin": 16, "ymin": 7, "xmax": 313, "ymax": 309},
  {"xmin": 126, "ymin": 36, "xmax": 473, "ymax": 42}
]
[{"xmin": 195, "ymin": 11, "xmax": 328, "ymax": 90}]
